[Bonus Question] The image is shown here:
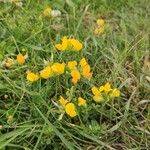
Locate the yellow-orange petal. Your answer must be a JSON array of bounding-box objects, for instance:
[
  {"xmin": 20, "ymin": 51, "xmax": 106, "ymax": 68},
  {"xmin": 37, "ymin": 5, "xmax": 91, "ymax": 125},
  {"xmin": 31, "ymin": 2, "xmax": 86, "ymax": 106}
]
[
  {"xmin": 43, "ymin": 7, "xmax": 52, "ymax": 17},
  {"xmin": 78, "ymin": 97, "xmax": 87, "ymax": 106},
  {"xmin": 91, "ymin": 87, "xmax": 100, "ymax": 96},
  {"xmin": 67, "ymin": 61, "xmax": 77, "ymax": 70},
  {"xmin": 81, "ymin": 64, "xmax": 92, "ymax": 79},
  {"xmin": 55, "ymin": 44, "xmax": 64, "ymax": 51},
  {"xmin": 40, "ymin": 66, "xmax": 53, "ymax": 79},
  {"xmin": 51, "ymin": 63, "xmax": 65, "ymax": 75},
  {"xmin": 111, "ymin": 88, "xmax": 120, "ymax": 97},
  {"xmin": 71, "ymin": 69, "xmax": 80, "ymax": 84},
  {"xmin": 93, "ymin": 95, "xmax": 103, "ymax": 102},
  {"xmin": 69, "ymin": 39, "xmax": 83, "ymax": 51},
  {"xmin": 65, "ymin": 103, "xmax": 77, "ymax": 117},
  {"xmin": 99, "ymin": 86, "xmax": 104, "ymax": 92},
  {"xmin": 79, "ymin": 58, "xmax": 88, "ymax": 67},
  {"xmin": 103, "ymin": 82, "xmax": 112, "ymax": 93},
  {"xmin": 94, "ymin": 27, "xmax": 104, "ymax": 35},
  {"xmin": 59, "ymin": 96, "xmax": 68, "ymax": 107},
  {"xmin": 97, "ymin": 19, "xmax": 104, "ymax": 26},
  {"xmin": 17, "ymin": 53, "xmax": 25, "ymax": 64},
  {"xmin": 27, "ymin": 72, "xmax": 39, "ymax": 82}
]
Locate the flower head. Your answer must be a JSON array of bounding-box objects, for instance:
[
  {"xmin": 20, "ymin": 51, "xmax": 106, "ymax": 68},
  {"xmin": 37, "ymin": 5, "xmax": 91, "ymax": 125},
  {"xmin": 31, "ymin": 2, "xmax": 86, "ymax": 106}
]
[
  {"xmin": 91, "ymin": 87, "xmax": 100, "ymax": 96},
  {"xmin": 97, "ymin": 18, "xmax": 104, "ymax": 26},
  {"xmin": 93, "ymin": 95, "xmax": 103, "ymax": 102},
  {"xmin": 99, "ymin": 86, "xmax": 104, "ymax": 92},
  {"xmin": 69, "ymin": 39, "xmax": 83, "ymax": 51},
  {"xmin": 79, "ymin": 58, "xmax": 88, "ymax": 67},
  {"xmin": 43, "ymin": 7, "xmax": 52, "ymax": 17},
  {"xmin": 67, "ymin": 61, "xmax": 77, "ymax": 70},
  {"xmin": 91, "ymin": 86, "xmax": 104, "ymax": 102},
  {"xmin": 94, "ymin": 27, "xmax": 104, "ymax": 35},
  {"xmin": 94, "ymin": 18, "xmax": 105, "ymax": 35},
  {"xmin": 55, "ymin": 37, "xmax": 83, "ymax": 51},
  {"xmin": 71, "ymin": 69, "xmax": 81, "ymax": 84},
  {"xmin": 40, "ymin": 66, "xmax": 53, "ymax": 79},
  {"xmin": 17, "ymin": 53, "xmax": 25, "ymax": 64},
  {"xmin": 78, "ymin": 97, "xmax": 87, "ymax": 106},
  {"xmin": 111, "ymin": 88, "xmax": 120, "ymax": 97},
  {"xmin": 26, "ymin": 71, "xmax": 39, "ymax": 82},
  {"xmin": 80, "ymin": 58, "xmax": 92, "ymax": 79},
  {"xmin": 103, "ymin": 82, "xmax": 112, "ymax": 93},
  {"xmin": 91, "ymin": 82, "xmax": 121, "ymax": 103},
  {"xmin": 59, "ymin": 96, "xmax": 68, "ymax": 107},
  {"xmin": 51, "ymin": 63, "xmax": 65, "ymax": 75},
  {"xmin": 55, "ymin": 36, "xmax": 68, "ymax": 51},
  {"xmin": 81, "ymin": 64, "xmax": 92, "ymax": 79},
  {"xmin": 65, "ymin": 103, "xmax": 77, "ymax": 117}
]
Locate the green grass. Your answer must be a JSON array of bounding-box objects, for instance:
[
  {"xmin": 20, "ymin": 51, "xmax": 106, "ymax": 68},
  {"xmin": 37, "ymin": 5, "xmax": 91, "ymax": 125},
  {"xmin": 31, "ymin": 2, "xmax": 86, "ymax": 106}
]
[{"xmin": 0, "ymin": 0, "xmax": 150, "ymax": 149}]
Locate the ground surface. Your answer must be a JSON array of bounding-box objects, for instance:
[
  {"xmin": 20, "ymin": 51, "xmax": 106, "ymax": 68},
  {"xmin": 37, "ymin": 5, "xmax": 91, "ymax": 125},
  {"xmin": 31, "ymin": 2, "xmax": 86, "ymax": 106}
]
[{"xmin": 0, "ymin": 0, "xmax": 150, "ymax": 150}]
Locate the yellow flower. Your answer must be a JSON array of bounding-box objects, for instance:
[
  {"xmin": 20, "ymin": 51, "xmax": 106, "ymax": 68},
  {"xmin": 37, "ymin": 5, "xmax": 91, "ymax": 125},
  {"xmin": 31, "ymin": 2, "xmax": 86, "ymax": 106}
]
[
  {"xmin": 40, "ymin": 66, "xmax": 53, "ymax": 79},
  {"xmin": 55, "ymin": 36, "xmax": 83, "ymax": 51},
  {"xmin": 78, "ymin": 97, "xmax": 87, "ymax": 106},
  {"xmin": 26, "ymin": 72, "xmax": 39, "ymax": 82},
  {"xmin": 17, "ymin": 53, "xmax": 25, "ymax": 64},
  {"xmin": 94, "ymin": 27, "xmax": 104, "ymax": 35},
  {"xmin": 81, "ymin": 64, "xmax": 92, "ymax": 79},
  {"xmin": 65, "ymin": 103, "xmax": 77, "ymax": 117},
  {"xmin": 71, "ymin": 69, "xmax": 81, "ymax": 84},
  {"xmin": 79, "ymin": 58, "xmax": 88, "ymax": 67},
  {"xmin": 67, "ymin": 61, "xmax": 77, "ymax": 70},
  {"xmin": 91, "ymin": 87, "xmax": 104, "ymax": 102},
  {"xmin": 103, "ymin": 82, "xmax": 112, "ymax": 93},
  {"xmin": 43, "ymin": 7, "xmax": 52, "ymax": 17},
  {"xmin": 91, "ymin": 87, "xmax": 100, "ymax": 96},
  {"xmin": 93, "ymin": 95, "xmax": 103, "ymax": 102},
  {"xmin": 69, "ymin": 39, "xmax": 83, "ymax": 51},
  {"xmin": 55, "ymin": 36, "xmax": 68, "ymax": 51},
  {"xmin": 51, "ymin": 63, "xmax": 65, "ymax": 75},
  {"xmin": 99, "ymin": 86, "xmax": 104, "ymax": 92},
  {"xmin": 59, "ymin": 96, "xmax": 68, "ymax": 107},
  {"xmin": 97, "ymin": 19, "xmax": 104, "ymax": 26},
  {"xmin": 111, "ymin": 88, "xmax": 120, "ymax": 97}
]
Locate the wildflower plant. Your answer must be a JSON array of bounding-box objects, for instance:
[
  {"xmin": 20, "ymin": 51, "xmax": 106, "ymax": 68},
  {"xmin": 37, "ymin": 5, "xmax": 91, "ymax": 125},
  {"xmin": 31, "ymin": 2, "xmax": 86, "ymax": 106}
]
[
  {"xmin": 19, "ymin": 35, "xmax": 120, "ymax": 120},
  {"xmin": 3, "ymin": 1, "xmax": 149, "ymax": 149}
]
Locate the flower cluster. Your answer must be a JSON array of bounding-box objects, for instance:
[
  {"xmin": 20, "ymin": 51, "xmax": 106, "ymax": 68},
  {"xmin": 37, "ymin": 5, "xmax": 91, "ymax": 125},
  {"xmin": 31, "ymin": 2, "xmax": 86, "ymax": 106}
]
[
  {"xmin": 59, "ymin": 96, "xmax": 87, "ymax": 117},
  {"xmin": 26, "ymin": 62, "xmax": 65, "ymax": 82},
  {"xmin": 94, "ymin": 18, "xmax": 106, "ymax": 35},
  {"xmin": 55, "ymin": 36, "xmax": 83, "ymax": 51},
  {"xmin": 67, "ymin": 58, "xmax": 92, "ymax": 84},
  {"xmin": 2, "ymin": 34, "xmax": 121, "ymax": 119},
  {"xmin": 58, "ymin": 82, "xmax": 120, "ymax": 118},
  {"xmin": 25, "ymin": 57, "xmax": 92, "ymax": 85},
  {"xmin": 40, "ymin": 63, "xmax": 65, "ymax": 79},
  {"xmin": 91, "ymin": 82, "xmax": 120, "ymax": 102}
]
